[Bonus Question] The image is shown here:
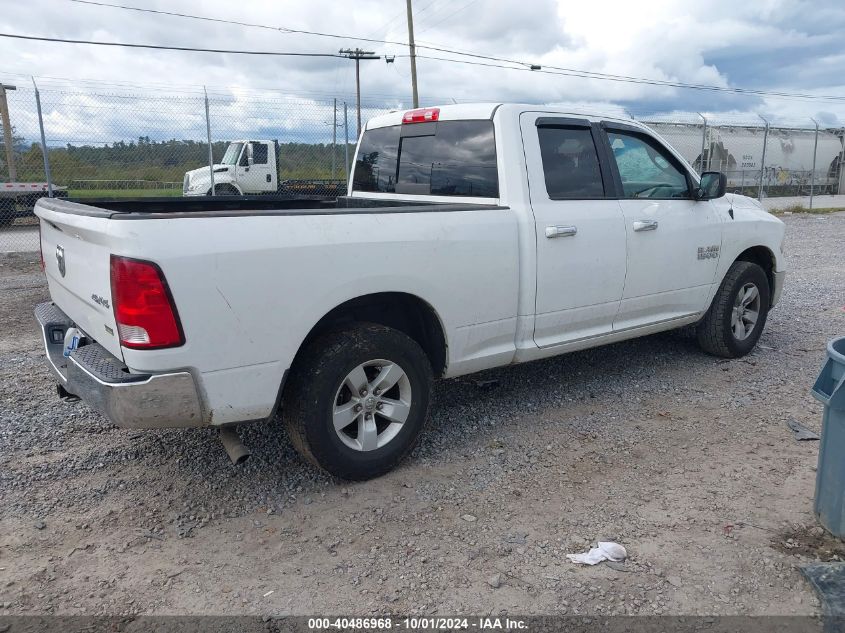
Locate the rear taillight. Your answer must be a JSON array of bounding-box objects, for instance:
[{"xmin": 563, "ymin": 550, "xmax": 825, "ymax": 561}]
[
  {"xmin": 109, "ymin": 255, "xmax": 184, "ymax": 349},
  {"xmin": 402, "ymin": 107, "xmax": 440, "ymax": 124}
]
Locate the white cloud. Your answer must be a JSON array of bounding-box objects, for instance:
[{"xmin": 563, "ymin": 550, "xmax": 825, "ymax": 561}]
[{"xmin": 0, "ymin": 0, "xmax": 843, "ymax": 145}]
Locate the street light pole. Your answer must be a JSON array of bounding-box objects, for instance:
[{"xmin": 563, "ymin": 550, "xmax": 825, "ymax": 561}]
[
  {"xmin": 0, "ymin": 83, "xmax": 17, "ymax": 182},
  {"xmin": 406, "ymin": 0, "xmax": 419, "ymax": 108},
  {"xmin": 339, "ymin": 49, "xmax": 380, "ymax": 138}
]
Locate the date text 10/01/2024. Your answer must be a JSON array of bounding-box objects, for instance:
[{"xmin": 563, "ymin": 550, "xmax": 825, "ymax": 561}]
[{"xmin": 307, "ymin": 617, "xmax": 528, "ymax": 630}]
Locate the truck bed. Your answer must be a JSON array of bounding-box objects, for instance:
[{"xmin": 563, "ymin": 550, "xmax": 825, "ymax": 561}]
[
  {"xmin": 35, "ymin": 193, "xmax": 519, "ymax": 427},
  {"xmin": 47, "ymin": 195, "xmax": 502, "ymax": 219}
]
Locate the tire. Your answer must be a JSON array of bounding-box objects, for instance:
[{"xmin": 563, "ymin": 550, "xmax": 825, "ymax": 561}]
[
  {"xmin": 282, "ymin": 323, "xmax": 433, "ymax": 480},
  {"xmin": 696, "ymin": 261, "xmax": 770, "ymax": 358}
]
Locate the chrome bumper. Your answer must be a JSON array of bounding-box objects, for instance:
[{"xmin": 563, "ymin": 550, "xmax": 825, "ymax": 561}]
[
  {"xmin": 35, "ymin": 302, "xmax": 205, "ymax": 429},
  {"xmin": 771, "ymin": 270, "xmax": 786, "ymax": 307}
]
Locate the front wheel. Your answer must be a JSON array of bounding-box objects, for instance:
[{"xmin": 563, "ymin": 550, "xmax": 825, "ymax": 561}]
[
  {"xmin": 208, "ymin": 184, "xmax": 241, "ymax": 196},
  {"xmin": 697, "ymin": 261, "xmax": 771, "ymax": 358},
  {"xmin": 282, "ymin": 323, "xmax": 432, "ymax": 480}
]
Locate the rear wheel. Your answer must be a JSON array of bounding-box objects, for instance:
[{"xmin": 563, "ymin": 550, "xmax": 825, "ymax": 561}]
[
  {"xmin": 282, "ymin": 323, "xmax": 432, "ymax": 480},
  {"xmin": 697, "ymin": 261, "xmax": 770, "ymax": 358}
]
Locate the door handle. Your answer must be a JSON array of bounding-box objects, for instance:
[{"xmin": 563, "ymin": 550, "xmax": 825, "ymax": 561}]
[
  {"xmin": 545, "ymin": 225, "xmax": 578, "ymax": 238},
  {"xmin": 633, "ymin": 220, "xmax": 658, "ymax": 232}
]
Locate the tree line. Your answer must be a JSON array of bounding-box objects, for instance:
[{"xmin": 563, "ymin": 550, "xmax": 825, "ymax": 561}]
[{"xmin": 1, "ymin": 131, "xmax": 354, "ymax": 184}]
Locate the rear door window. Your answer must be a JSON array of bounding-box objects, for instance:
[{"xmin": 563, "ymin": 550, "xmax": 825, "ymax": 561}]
[
  {"xmin": 353, "ymin": 120, "xmax": 498, "ymax": 197},
  {"xmin": 537, "ymin": 126, "xmax": 605, "ymax": 199}
]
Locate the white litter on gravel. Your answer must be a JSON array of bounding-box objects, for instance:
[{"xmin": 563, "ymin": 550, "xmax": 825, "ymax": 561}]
[{"xmin": 566, "ymin": 542, "xmax": 627, "ymax": 565}]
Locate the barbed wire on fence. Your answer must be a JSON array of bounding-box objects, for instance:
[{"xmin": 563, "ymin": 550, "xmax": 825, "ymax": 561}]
[{"xmin": 1, "ymin": 77, "xmax": 844, "ymax": 252}]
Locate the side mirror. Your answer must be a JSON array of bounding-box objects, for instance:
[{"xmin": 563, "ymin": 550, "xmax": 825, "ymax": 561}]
[
  {"xmin": 696, "ymin": 171, "xmax": 726, "ymax": 200},
  {"xmin": 246, "ymin": 143, "xmax": 254, "ymax": 166}
]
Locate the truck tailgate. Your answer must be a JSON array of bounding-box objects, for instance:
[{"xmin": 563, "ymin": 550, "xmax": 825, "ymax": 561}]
[{"xmin": 37, "ymin": 202, "xmax": 124, "ymax": 360}]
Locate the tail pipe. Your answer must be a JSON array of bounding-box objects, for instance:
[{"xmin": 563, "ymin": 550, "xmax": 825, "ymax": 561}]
[{"xmin": 219, "ymin": 427, "xmax": 250, "ymax": 465}]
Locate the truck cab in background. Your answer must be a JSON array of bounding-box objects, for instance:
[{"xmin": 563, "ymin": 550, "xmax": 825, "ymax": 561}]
[{"xmin": 183, "ymin": 140, "xmax": 278, "ymax": 196}]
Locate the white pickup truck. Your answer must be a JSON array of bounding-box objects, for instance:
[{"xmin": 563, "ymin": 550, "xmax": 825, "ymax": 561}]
[{"xmin": 35, "ymin": 104, "xmax": 786, "ymax": 480}]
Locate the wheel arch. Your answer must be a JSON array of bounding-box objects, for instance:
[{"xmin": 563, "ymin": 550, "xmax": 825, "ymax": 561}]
[
  {"xmin": 290, "ymin": 292, "xmax": 449, "ymax": 380},
  {"xmin": 734, "ymin": 245, "xmax": 776, "ymax": 305},
  {"xmin": 210, "ymin": 182, "xmax": 243, "ymax": 195}
]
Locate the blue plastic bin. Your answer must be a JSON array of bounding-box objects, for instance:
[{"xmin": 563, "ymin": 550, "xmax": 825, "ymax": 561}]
[{"xmin": 811, "ymin": 337, "xmax": 845, "ymax": 539}]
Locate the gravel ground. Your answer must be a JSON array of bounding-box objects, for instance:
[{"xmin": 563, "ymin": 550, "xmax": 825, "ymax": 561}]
[{"xmin": 1, "ymin": 213, "xmax": 844, "ymax": 617}]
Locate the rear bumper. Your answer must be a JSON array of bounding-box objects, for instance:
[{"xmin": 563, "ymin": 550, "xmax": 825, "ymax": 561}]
[
  {"xmin": 35, "ymin": 302, "xmax": 205, "ymax": 429},
  {"xmin": 771, "ymin": 270, "xmax": 786, "ymax": 307}
]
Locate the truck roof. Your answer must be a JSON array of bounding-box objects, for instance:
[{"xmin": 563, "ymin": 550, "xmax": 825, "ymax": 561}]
[{"xmin": 365, "ymin": 103, "xmax": 638, "ymax": 131}]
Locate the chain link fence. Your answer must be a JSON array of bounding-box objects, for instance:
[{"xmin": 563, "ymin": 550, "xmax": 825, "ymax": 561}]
[
  {"xmin": 640, "ymin": 111, "xmax": 845, "ymax": 201},
  {"xmin": 1, "ymin": 79, "xmax": 844, "ymax": 252},
  {"xmin": 0, "ymin": 81, "xmax": 397, "ymax": 251}
]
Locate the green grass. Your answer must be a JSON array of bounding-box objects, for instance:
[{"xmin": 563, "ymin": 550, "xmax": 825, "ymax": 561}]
[
  {"xmin": 772, "ymin": 204, "xmax": 844, "ymax": 215},
  {"xmin": 68, "ymin": 188, "xmax": 182, "ymax": 199}
]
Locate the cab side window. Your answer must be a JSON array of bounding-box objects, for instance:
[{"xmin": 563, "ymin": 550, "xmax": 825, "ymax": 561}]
[
  {"xmin": 537, "ymin": 126, "xmax": 605, "ymax": 199},
  {"xmin": 252, "ymin": 143, "xmax": 268, "ymax": 165},
  {"xmin": 607, "ymin": 131, "xmax": 690, "ymax": 199}
]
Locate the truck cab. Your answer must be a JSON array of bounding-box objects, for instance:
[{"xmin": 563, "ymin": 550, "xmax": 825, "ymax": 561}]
[{"xmin": 183, "ymin": 140, "xmax": 277, "ymax": 196}]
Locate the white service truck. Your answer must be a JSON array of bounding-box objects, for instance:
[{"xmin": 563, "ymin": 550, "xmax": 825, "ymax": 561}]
[
  {"xmin": 35, "ymin": 104, "xmax": 786, "ymax": 480},
  {"xmin": 182, "ymin": 139, "xmax": 345, "ymax": 198}
]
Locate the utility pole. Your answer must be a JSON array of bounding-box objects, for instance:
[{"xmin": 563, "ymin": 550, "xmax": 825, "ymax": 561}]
[
  {"xmin": 339, "ymin": 48, "xmax": 380, "ymax": 138},
  {"xmin": 0, "ymin": 84, "xmax": 17, "ymax": 182},
  {"xmin": 406, "ymin": 0, "xmax": 419, "ymax": 108}
]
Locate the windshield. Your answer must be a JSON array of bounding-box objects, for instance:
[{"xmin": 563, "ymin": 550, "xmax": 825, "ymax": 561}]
[{"xmin": 220, "ymin": 142, "xmax": 244, "ymax": 165}]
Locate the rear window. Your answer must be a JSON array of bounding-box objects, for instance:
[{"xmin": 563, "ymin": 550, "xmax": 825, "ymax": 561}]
[{"xmin": 353, "ymin": 120, "xmax": 498, "ymax": 198}]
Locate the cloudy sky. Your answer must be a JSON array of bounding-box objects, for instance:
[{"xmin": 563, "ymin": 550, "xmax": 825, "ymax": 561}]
[{"xmin": 1, "ymin": 0, "xmax": 844, "ymax": 144}]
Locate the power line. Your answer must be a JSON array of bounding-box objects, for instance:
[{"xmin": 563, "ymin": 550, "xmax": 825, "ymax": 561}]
[
  {"xmin": 8, "ymin": 30, "xmax": 843, "ymax": 104},
  {"xmin": 403, "ymin": 0, "xmax": 449, "ymax": 32},
  {"xmin": 405, "ymin": 54, "xmax": 845, "ymax": 103},
  {"xmin": 0, "ymin": 68, "xmax": 437, "ymax": 102},
  {"xmin": 24, "ymin": 2, "xmax": 845, "ymax": 103},
  {"xmin": 63, "ymin": 0, "xmax": 845, "ymax": 103},
  {"xmin": 367, "ymin": 0, "xmax": 440, "ymax": 38},
  {"xmin": 65, "ymin": 0, "xmax": 541, "ymax": 69},
  {"xmin": 416, "ymin": 0, "xmax": 481, "ymax": 34},
  {"xmin": 0, "ymin": 33, "xmax": 345, "ymax": 57}
]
